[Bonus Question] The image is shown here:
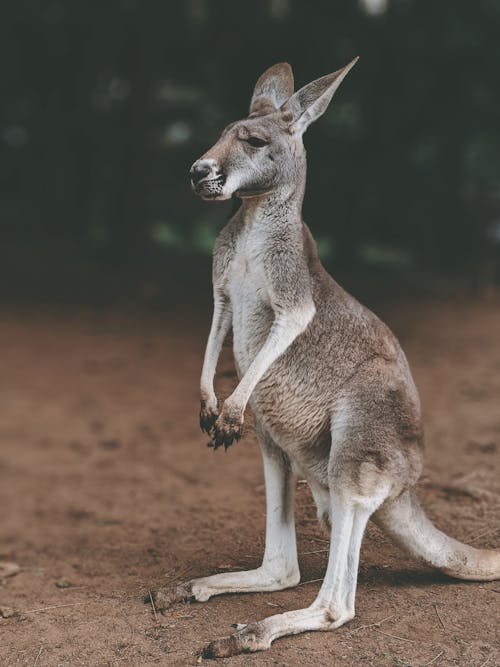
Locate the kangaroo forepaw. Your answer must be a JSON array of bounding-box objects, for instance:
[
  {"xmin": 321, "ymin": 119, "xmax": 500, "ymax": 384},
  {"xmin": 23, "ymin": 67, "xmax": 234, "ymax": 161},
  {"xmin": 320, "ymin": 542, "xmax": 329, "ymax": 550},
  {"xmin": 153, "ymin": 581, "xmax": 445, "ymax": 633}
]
[
  {"xmin": 209, "ymin": 411, "xmax": 243, "ymax": 450},
  {"xmin": 146, "ymin": 582, "xmax": 194, "ymax": 610},
  {"xmin": 199, "ymin": 401, "xmax": 219, "ymax": 435}
]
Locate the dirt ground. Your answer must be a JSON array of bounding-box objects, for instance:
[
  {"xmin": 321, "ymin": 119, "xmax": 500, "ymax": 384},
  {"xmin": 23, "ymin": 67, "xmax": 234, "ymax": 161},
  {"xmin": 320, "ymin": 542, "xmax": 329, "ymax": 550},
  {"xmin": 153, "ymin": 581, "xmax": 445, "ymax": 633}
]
[{"xmin": 1, "ymin": 287, "xmax": 499, "ymax": 667}]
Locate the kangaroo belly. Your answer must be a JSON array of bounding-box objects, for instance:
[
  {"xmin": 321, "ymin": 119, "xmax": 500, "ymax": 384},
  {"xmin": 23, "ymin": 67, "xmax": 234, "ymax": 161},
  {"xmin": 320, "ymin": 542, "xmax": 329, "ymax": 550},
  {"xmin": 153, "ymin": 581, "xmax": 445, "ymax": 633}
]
[
  {"xmin": 251, "ymin": 351, "xmax": 332, "ymax": 447},
  {"xmin": 232, "ymin": 299, "xmax": 332, "ymax": 449}
]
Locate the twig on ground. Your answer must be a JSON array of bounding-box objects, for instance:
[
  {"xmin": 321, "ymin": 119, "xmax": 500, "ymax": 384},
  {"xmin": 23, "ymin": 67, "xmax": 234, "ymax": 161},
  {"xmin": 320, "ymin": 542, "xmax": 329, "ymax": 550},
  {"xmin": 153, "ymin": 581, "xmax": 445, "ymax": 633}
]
[
  {"xmin": 148, "ymin": 591, "xmax": 159, "ymax": 626},
  {"xmin": 164, "ymin": 566, "xmax": 194, "ymax": 586},
  {"xmin": 33, "ymin": 645, "xmax": 43, "ymax": 667},
  {"xmin": 374, "ymin": 629, "xmax": 415, "ymax": 643},
  {"xmin": 433, "ymin": 604, "xmax": 446, "ymax": 629},
  {"xmin": 425, "ymin": 650, "xmax": 444, "ymax": 665},
  {"xmin": 24, "ymin": 602, "xmax": 88, "ymax": 614},
  {"xmin": 299, "ymin": 549, "xmax": 329, "ymax": 556},
  {"xmin": 296, "ymin": 578, "xmax": 323, "ymax": 587},
  {"xmin": 303, "ymin": 536, "xmax": 329, "ymax": 544},
  {"xmin": 350, "ymin": 614, "xmax": 394, "ymax": 634},
  {"xmin": 161, "ymin": 567, "xmax": 178, "ymax": 580},
  {"xmin": 467, "ymin": 527, "xmax": 500, "ymax": 544}
]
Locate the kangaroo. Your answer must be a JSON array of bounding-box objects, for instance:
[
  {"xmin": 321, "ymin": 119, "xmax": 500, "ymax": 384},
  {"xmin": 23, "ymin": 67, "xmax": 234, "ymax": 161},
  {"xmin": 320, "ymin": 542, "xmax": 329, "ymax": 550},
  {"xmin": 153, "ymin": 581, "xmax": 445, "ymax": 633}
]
[{"xmin": 150, "ymin": 59, "xmax": 500, "ymax": 658}]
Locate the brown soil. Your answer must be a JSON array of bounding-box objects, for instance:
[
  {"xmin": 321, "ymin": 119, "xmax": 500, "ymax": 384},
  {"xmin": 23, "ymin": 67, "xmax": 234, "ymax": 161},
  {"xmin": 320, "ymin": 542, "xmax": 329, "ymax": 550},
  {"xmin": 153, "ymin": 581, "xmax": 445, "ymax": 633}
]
[{"xmin": 1, "ymin": 290, "xmax": 499, "ymax": 666}]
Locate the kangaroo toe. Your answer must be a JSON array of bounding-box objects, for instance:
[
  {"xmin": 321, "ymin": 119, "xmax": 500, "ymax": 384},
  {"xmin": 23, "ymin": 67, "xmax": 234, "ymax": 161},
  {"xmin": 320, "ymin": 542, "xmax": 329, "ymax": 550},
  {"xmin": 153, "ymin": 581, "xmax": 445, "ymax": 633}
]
[
  {"xmin": 146, "ymin": 582, "xmax": 194, "ymax": 610},
  {"xmin": 202, "ymin": 626, "xmax": 270, "ymax": 658}
]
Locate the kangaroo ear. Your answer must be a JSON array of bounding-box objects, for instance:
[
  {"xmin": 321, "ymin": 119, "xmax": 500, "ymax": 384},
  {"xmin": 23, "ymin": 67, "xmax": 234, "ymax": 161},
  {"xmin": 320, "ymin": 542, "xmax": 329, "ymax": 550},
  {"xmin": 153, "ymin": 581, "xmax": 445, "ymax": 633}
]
[
  {"xmin": 249, "ymin": 63, "xmax": 294, "ymax": 116},
  {"xmin": 281, "ymin": 57, "xmax": 359, "ymax": 134}
]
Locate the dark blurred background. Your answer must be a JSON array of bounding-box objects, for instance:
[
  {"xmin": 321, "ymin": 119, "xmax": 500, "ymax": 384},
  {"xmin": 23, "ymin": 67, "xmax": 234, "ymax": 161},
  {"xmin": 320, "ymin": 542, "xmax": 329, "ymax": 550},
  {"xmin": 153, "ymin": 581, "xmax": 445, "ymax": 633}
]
[{"xmin": 1, "ymin": 0, "xmax": 500, "ymax": 303}]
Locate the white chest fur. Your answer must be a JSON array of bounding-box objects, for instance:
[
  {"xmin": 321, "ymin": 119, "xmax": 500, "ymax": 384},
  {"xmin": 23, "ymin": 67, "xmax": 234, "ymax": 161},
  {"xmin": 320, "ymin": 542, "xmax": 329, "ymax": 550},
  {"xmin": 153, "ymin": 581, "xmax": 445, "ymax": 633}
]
[{"xmin": 226, "ymin": 224, "xmax": 273, "ymax": 373}]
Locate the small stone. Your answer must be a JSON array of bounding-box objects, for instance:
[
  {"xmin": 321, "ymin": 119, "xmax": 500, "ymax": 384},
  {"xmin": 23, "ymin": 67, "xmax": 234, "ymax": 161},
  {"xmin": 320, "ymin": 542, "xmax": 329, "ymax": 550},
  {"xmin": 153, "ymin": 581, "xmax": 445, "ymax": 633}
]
[
  {"xmin": 55, "ymin": 579, "xmax": 72, "ymax": 589},
  {"xmin": 0, "ymin": 606, "xmax": 17, "ymax": 618},
  {"xmin": 99, "ymin": 438, "xmax": 121, "ymax": 450},
  {"xmin": 0, "ymin": 562, "xmax": 20, "ymax": 579}
]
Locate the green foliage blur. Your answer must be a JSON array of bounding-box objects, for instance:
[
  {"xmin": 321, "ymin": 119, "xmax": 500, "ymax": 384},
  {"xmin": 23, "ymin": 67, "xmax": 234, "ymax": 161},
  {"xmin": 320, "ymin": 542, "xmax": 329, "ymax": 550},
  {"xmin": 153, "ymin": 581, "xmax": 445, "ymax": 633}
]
[{"xmin": 1, "ymin": 0, "xmax": 500, "ymax": 287}]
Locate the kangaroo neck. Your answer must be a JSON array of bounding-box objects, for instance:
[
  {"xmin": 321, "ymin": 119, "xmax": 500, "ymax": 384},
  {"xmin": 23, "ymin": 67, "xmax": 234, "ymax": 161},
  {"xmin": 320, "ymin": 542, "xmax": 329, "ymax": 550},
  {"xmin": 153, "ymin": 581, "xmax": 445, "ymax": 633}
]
[{"xmin": 238, "ymin": 178, "xmax": 305, "ymax": 233}]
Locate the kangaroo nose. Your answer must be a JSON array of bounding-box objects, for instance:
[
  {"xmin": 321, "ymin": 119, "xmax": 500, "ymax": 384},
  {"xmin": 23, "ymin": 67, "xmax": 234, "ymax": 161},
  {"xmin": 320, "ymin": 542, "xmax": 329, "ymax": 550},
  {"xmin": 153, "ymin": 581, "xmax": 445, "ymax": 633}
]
[{"xmin": 190, "ymin": 161, "xmax": 212, "ymax": 185}]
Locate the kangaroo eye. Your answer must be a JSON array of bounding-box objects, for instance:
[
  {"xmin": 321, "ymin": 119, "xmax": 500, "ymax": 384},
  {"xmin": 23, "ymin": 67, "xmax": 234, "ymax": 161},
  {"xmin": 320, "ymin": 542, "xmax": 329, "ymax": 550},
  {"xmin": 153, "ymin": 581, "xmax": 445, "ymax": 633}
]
[{"xmin": 246, "ymin": 136, "xmax": 268, "ymax": 148}]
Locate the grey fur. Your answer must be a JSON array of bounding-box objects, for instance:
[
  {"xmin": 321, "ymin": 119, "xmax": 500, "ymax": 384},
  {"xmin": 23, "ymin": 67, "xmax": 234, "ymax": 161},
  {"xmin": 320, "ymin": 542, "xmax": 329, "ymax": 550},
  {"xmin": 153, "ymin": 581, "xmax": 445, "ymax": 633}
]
[{"xmin": 152, "ymin": 60, "xmax": 500, "ymax": 658}]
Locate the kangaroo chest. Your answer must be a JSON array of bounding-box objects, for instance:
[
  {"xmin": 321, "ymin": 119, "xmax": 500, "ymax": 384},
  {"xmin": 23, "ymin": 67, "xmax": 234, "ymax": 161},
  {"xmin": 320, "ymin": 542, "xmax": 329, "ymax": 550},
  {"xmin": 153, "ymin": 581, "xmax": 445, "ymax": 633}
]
[
  {"xmin": 226, "ymin": 226, "xmax": 274, "ymax": 375},
  {"xmin": 223, "ymin": 222, "xmax": 332, "ymax": 475}
]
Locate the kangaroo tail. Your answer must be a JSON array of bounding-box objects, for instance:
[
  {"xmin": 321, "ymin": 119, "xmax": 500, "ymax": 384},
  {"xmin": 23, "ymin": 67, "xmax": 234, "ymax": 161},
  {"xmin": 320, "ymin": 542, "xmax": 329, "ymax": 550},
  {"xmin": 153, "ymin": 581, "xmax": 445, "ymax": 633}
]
[{"xmin": 373, "ymin": 489, "xmax": 500, "ymax": 581}]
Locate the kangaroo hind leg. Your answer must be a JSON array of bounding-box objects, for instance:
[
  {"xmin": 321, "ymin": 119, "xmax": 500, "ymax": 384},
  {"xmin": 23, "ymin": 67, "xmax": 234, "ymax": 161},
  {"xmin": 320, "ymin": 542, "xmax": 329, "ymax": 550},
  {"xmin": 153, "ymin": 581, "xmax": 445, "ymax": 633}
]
[
  {"xmin": 150, "ymin": 425, "xmax": 299, "ymax": 610},
  {"xmin": 203, "ymin": 415, "xmax": 394, "ymax": 657},
  {"xmin": 203, "ymin": 482, "xmax": 390, "ymax": 657}
]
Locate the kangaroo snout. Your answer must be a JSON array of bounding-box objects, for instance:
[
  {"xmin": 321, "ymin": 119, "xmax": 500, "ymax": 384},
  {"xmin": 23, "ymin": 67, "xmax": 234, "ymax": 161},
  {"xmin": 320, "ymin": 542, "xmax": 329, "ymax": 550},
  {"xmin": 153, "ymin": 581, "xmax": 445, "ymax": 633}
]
[
  {"xmin": 190, "ymin": 159, "xmax": 215, "ymax": 185},
  {"xmin": 190, "ymin": 158, "xmax": 226, "ymax": 200}
]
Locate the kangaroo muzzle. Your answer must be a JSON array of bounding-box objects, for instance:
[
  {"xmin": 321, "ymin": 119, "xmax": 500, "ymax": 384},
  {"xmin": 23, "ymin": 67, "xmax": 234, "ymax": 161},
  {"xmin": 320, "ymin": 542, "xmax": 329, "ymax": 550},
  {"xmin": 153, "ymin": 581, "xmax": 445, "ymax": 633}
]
[{"xmin": 189, "ymin": 159, "xmax": 226, "ymax": 199}]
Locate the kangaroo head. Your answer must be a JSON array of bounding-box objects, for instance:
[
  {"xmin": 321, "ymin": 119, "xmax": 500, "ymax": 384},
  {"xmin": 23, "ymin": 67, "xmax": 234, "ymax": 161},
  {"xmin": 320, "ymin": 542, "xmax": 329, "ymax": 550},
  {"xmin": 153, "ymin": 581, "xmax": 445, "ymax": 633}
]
[{"xmin": 190, "ymin": 58, "xmax": 358, "ymax": 201}]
